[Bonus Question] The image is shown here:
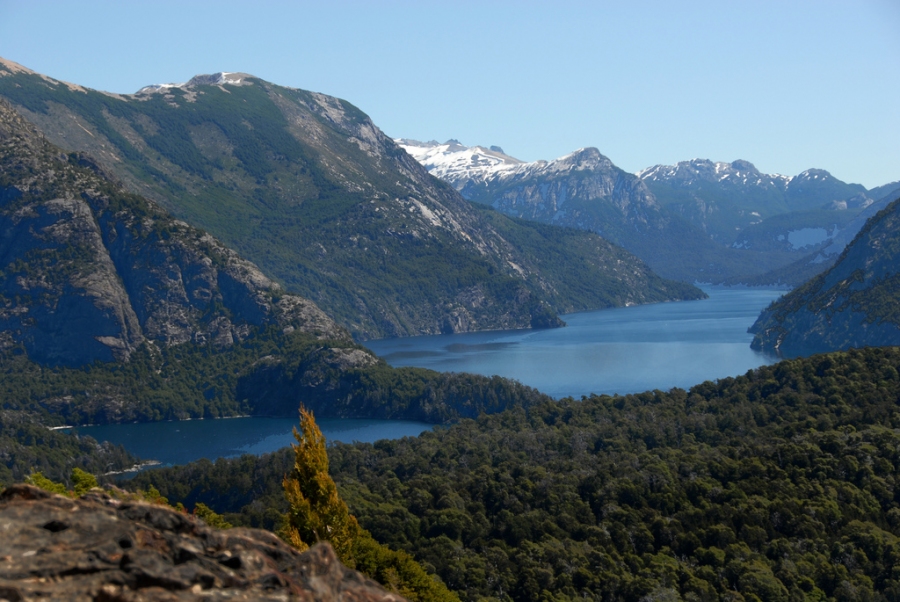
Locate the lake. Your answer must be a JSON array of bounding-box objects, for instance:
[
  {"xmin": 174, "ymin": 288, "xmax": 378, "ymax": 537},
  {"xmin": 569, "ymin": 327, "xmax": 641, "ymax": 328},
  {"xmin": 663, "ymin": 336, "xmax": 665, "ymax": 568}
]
[
  {"xmin": 364, "ymin": 286, "xmax": 786, "ymax": 399},
  {"xmin": 75, "ymin": 418, "xmax": 433, "ymax": 468},
  {"xmin": 76, "ymin": 286, "xmax": 785, "ymax": 467}
]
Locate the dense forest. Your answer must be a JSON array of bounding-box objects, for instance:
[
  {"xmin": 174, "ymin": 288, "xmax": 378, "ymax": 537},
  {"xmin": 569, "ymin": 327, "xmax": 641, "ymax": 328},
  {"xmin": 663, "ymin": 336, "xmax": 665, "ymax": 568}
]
[
  {"xmin": 0, "ymin": 411, "xmax": 136, "ymax": 485},
  {"xmin": 130, "ymin": 346, "xmax": 900, "ymax": 601},
  {"xmin": 0, "ymin": 326, "xmax": 549, "ymax": 426}
]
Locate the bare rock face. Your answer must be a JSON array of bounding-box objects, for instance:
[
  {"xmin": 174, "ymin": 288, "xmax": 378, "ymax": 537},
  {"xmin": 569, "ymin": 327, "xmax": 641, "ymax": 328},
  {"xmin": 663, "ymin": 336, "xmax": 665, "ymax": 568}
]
[
  {"xmin": 0, "ymin": 484, "xmax": 404, "ymax": 601},
  {"xmin": 0, "ymin": 98, "xmax": 347, "ymax": 367}
]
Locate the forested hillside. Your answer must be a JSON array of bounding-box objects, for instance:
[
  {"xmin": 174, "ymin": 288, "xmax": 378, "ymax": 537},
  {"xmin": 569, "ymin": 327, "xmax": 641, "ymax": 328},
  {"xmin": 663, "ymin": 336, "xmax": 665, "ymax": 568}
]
[
  {"xmin": 751, "ymin": 197, "xmax": 900, "ymax": 356},
  {"xmin": 129, "ymin": 346, "xmax": 900, "ymax": 601}
]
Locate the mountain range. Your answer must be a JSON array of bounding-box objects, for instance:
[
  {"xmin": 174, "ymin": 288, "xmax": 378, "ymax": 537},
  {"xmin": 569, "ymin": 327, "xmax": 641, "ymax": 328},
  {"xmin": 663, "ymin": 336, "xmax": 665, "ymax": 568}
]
[
  {"xmin": 0, "ymin": 58, "xmax": 701, "ymax": 340},
  {"xmin": 400, "ymin": 140, "xmax": 899, "ymax": 285}
]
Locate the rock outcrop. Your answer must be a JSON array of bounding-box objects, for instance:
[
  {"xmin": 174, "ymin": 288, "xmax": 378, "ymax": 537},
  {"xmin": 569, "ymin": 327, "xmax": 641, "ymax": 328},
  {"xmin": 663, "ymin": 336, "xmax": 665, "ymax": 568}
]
[
  {"xmin": 0, "ymin": 484, "xmax": 404, "ymax": 601},
  {"xmin": 0, "ymin": 98, "xmax": 346, "ymax": 366}
]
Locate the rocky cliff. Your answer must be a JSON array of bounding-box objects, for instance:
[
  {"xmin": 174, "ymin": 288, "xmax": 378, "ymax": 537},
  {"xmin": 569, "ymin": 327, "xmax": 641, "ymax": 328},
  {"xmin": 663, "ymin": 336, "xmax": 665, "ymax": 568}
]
[
  {"xmin": 0, "ymin": 483, "xmax": 404, "ymax": 601},
  {"xmin": 0, "ymin": 98, "xmax": 344, "ymax": 366},
  {"xmin": 749, "ymin": 197, "xmax": 900, "ymax": 356}
]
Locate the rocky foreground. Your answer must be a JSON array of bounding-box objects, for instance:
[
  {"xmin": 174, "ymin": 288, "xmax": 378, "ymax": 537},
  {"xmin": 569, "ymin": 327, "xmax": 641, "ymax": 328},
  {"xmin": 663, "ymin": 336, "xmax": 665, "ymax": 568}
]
[{"xmin": 0, "ymin": 484, "xmax": 404, "ymax": 601}]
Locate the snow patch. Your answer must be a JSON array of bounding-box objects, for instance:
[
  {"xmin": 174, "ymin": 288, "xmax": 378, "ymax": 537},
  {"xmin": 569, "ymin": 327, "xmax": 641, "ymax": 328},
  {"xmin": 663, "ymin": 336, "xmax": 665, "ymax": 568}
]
[{"xmin": 397, "ymin": 139, "xmax": 614, "ymax": 190}]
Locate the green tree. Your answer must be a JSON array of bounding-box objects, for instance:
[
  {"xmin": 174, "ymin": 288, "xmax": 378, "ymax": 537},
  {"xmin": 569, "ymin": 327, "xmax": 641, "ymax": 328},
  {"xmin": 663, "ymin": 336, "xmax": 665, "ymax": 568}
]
[
  {"xmin": 25, "ymin": 471, "xmax": 68, "ymax": 495},
  {"xmin": 193, "ymin": 502, "xmax": 233, "ymax": 529},
  {"xmin": 71, "ymin": 467, "xmax": 98, "ymax": 495}
]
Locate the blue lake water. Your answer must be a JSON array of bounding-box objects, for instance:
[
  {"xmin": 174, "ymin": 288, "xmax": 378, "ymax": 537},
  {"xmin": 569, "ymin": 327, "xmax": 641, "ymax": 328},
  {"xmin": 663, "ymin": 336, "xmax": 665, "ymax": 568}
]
[
  {"xmin": 76, "ymin": 286, "xmax": 785, "ymax": 468},
  {"xmin": 75, "ymin": 418, "xmax": 433, "ymax": 468},
  {"xmin": 364, "ymin": 286, "xmax": 786, "ymax": 399}
]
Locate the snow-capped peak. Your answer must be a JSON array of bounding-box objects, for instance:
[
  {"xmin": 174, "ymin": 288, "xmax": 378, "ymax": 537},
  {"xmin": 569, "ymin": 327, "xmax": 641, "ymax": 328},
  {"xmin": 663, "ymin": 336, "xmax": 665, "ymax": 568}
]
[
  {"xmin": 637, "ymin": 159, "xmax": 791, "ymax": 189},
  {"xmin": 396, "ymin": 140, "xmax": 617, "ymax": 190},
  {"xmin": 136, "ymin": 72, "xmax": 251, "ymax": 95},
  {"xmin": 396, "ymin": 139, "xmax": 525, "ymax": 186}
]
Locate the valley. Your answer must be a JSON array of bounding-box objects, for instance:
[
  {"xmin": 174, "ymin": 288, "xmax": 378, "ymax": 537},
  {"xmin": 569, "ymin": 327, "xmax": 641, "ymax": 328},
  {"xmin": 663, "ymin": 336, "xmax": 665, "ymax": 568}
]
[{"xmin": 0, "ymin": 54, "xmax": 899, "ymax": 602}]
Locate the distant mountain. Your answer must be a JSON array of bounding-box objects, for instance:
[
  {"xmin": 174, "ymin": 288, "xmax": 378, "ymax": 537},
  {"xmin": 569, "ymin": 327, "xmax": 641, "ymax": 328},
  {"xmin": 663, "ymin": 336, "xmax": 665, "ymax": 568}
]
[
  {"xmin": 723, "ymin": 179, "xmax": 900, "ymax": 286},
  {"xmin": 0, "ymin": 58, "xmax": 702, "ymax": 340},
  {"xmin": 639, "ymin": 159, "xmax": 792, "ymax": 238},
  {"xmin": 866, "ymin": 180, "xmax": 900, "ymax": 203},
  {"xmin": 639, "ymin": 159, "xmax": 869, "ymax": 244},
  {"xmin": 819, "ymin": 186, "xmax": 900, "ymax": 256},
  {"xmin": 749, "ymin": 197, "xmax": 900, "ymax": 356},
  {"xmin": 0, "ymin": 98, "xmax": 342, "ymax": 367},
  {"xmin": 401, "ymin": 139, "xmax": 893, "ymax": 287},
  {"xmin": 398, "ymin": 140, "xmax": 826, "ymax": 284},
  {"xmin": 399, "ymin": 141, "xmax": 661, "ymax": 241},
  {"xmin": 397, "ymin": 138, "xmax": 526, "ymax": 189}
]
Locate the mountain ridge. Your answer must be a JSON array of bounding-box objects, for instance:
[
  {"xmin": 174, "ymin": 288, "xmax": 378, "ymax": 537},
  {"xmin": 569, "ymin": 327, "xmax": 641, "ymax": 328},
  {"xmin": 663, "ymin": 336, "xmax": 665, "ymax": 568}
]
[
  {"xmin": 0, "ymin": 58, "xmax": 703, "ymax": 340},
  {"xmin": 749, "ymin": 196, "xmax": 900, "ymax": 356},
  {"xmin": 398, "ymin": 139, "xmax": 894, "ymax": 286}
]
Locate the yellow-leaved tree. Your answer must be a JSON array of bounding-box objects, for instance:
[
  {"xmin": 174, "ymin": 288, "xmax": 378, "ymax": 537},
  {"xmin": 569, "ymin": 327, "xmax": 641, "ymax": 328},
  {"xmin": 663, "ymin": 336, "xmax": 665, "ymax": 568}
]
[
  {"xmin": 281, "ymin": 406, "xmax": 361, "ymax": 560},
  {"xmin": 282, "ymin": 407, "xmax": 459, "ymax": 602}
]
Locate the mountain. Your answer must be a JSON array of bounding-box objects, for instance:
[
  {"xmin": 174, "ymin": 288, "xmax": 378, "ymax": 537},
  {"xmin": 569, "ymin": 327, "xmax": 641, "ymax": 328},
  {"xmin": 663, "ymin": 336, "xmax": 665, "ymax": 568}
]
[
  {"xmin": 749, "ymin": 197, "xmax": 900, "ymax": 356},
  {"xmin": 398, "ymin": 140, "xmax": 822, "ymax": 283},
  {"xmin": 0, "ymin": 98, "xmax": 342, "ymax": 367},
  {"xmin": 640, "ymin": 158, "xmax": 873, "ymax": 246},
  {"xmin": 399, "ymin": 140, "xmax": 663, "ymax": 239},
  {"xmin": 397, "ymin": 138, "xmax": 525, "ymax": 190},
  {"xmin": 819, "ymin": 185, "xmax": 900, "ymax": 256},
  {"xmin": 722, "ymin": 181, "xmax": 900, "ymax": 286},
  {"xmin": 0, "ymin": 58, "xmax": 702, "ymax": 340},
  {"xmin": 401, "ymin": 139, "xmax": 889, "ymax": 286},
  {"xmin": 867, "ymin": 180, "xmax": 900, "ymax": 203}
]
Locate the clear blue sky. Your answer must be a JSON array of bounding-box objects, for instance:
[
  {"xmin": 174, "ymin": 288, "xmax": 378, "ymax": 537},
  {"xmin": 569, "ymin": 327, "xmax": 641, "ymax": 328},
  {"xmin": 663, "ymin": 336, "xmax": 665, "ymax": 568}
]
[{"xmin": 1, "ymin": 0, "xmax": 898, "ymax": 188}]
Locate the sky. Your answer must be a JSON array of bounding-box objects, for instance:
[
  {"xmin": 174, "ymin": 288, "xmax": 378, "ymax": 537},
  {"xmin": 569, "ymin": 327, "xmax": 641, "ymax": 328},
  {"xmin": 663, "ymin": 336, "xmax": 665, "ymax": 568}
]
[{"xmin": 0, "ymin": 0, "xmax": 898, "ymax": 189}]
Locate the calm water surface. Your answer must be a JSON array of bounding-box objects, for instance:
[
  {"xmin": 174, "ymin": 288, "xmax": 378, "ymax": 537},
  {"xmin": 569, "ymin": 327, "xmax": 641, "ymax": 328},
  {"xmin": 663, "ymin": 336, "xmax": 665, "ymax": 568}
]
[
  {"xmin": 364, "ymin": 286, "xmax": 786, "ymax": 399},
  {"xmin": 76, "ymin": 418, "xmax": 432, "ymax": 468},
  {"xmin": 77, "ymin": 287, "xmax": 784, "ymax": 467}
]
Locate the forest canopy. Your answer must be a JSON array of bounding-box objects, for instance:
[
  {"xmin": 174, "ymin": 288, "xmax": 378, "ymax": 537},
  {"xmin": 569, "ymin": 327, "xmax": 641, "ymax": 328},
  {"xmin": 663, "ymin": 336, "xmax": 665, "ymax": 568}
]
[{"xmin": 129, "ymin": 346, "xmax": 900, "ymax": 601}]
